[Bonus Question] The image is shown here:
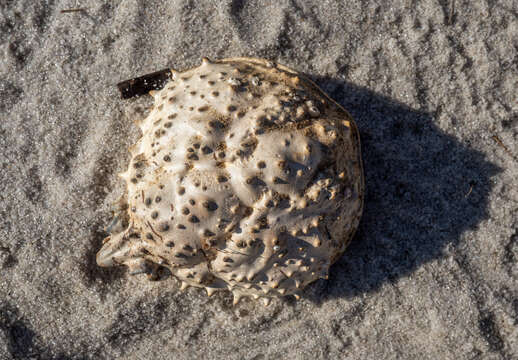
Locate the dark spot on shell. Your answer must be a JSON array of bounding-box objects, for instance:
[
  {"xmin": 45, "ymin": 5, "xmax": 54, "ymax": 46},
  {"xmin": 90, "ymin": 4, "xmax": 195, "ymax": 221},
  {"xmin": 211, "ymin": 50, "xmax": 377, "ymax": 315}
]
[
  {"xmin": 208, "ymin": 120, "xmax": 225, "ymax": 129},
  {"xmin": 247, "ymin": 175, "xmax": 267, "ymax": 187},
  {"xmin": 189, "ymin": 215, "xmax": 199, "ymax": 223},
  {"xmin": 151, "ymin": 211, "xmax": 159, "ymax": 219},
  {"xmin": 202, "ymin": 200, "xmax": 218, "ymax": 211},
  {"xmin": 243, "ymin": 207, "xmax": 253, "ymax": 217},
  {"xmin": 189, "ymin": 199, "xmax": 196, "ymax": 205},
  {"xmin": 166, "ymin": 241, "xmax": 175, "ymax": 247},
  {"xmin": 273, "ymin": 177, "xmax": 288, "ymax": 184},
  {"xmin": 159, "ymin": 223, "xmax": 170, "ymax": 232},
  {"xmin": 182, "ymin": 207, "xmax": 190, "ymax": 215}
]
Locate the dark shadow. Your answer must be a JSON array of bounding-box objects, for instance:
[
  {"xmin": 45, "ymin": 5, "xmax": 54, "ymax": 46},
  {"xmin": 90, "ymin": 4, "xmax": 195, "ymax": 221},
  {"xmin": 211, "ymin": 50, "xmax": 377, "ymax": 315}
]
[
  {"xmin": 0, "ymin": 302, "xmax": 37, "ymax": 359},
  {"xmin": 0, "ymin": 301, "xmax": 76, "ymax": 359},
  {"xmin": 302, "ymin": 76, "xmax": 501, "ymax": 303}
]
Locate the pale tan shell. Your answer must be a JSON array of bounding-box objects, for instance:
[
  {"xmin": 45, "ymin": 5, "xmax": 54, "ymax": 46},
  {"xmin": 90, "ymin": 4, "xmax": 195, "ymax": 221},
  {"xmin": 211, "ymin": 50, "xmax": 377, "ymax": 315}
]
[{"xmin": 97, "ymin": 57, "xmax": 364, "ymax": 305}]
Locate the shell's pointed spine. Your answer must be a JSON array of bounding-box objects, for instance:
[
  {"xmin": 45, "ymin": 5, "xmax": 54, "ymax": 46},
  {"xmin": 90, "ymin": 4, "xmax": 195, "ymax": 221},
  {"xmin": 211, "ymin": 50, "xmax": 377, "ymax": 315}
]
[
  {"xmin": 201, "ymin": 57, "xmax": 212, "ymax": 65},
  {"xmin": 261, "ymin": 297, "xmax": 271, "ymax": 307},
  {"xmin": 206, "ymin": 287, "xmax": 216, "ymax": 297},
  {"xmin": 97, "ymin": 231, "xmax": 133, "ymax": 267},
  {"xmin": 232, "ymin": 292, "xmax": 242, "ymax": 305}
]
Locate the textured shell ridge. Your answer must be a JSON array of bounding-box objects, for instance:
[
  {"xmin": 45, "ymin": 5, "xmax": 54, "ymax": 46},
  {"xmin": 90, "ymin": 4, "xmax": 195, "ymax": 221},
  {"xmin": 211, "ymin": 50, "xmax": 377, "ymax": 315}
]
[{"xmin": 96, "ymin": 57, "xmax": 364, "ymax": 304}]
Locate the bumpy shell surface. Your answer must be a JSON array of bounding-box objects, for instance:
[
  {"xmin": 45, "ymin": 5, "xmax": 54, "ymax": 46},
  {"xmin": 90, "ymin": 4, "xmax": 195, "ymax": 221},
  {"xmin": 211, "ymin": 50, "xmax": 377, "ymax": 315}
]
[{"xmin": 97, "ymin": 57, "xmax": 364, "ymax": 305}]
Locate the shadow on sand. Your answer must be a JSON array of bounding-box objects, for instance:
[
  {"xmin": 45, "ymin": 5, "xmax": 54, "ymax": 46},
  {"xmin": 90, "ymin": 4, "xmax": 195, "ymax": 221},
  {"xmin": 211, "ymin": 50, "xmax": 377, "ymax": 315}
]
[{"xmin": 302, "ymin": 76, "xmax": 501, "ymax": 303}]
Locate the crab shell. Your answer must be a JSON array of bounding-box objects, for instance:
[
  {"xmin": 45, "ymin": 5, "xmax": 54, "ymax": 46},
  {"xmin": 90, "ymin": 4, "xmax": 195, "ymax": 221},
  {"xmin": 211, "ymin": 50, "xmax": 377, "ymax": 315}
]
[{"xmin": 97, "ymin": 57, "xmax": 364, "ymax": 306}]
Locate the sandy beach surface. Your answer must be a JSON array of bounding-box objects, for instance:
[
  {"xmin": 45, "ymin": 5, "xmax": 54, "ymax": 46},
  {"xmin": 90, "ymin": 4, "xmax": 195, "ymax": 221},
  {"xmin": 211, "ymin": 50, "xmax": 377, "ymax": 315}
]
[{"xmin": 1, "ymin": 1, "xmax": 517, "ymax": 359}]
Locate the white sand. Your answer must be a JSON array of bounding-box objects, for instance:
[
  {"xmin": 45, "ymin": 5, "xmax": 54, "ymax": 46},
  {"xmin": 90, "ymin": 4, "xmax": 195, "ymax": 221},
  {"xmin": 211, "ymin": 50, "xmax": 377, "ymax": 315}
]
[{"xmin": 1, "ymin": 1, "xmax": 517, "ymax": 359}]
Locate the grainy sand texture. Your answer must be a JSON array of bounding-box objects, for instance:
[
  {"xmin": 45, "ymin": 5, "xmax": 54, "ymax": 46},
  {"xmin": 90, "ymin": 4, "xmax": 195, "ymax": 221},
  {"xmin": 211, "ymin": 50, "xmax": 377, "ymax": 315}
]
[{"xmin": 1, "ymin": 1, "xmax": 517, "ymax": 359}]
